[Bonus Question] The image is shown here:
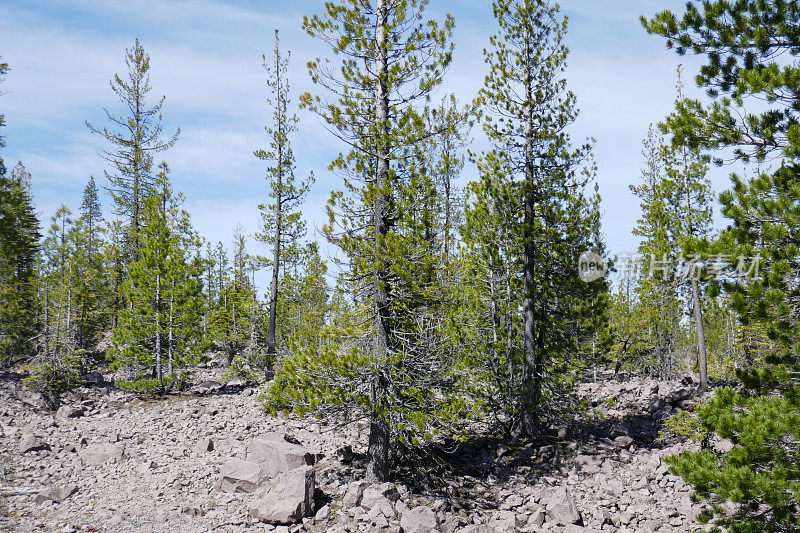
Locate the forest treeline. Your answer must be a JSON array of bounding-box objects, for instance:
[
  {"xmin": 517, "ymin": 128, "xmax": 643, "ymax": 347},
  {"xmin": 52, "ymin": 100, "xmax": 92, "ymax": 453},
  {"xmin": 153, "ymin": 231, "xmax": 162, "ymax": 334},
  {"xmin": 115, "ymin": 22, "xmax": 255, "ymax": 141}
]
[{"xmin": 1, "ymin": 1, "xmax": 798, "ymax": 530}]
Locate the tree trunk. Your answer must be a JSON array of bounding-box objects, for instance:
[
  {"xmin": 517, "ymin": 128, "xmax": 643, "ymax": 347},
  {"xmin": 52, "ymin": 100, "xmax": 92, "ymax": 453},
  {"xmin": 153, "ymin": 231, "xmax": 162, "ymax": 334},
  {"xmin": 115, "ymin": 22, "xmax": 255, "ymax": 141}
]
[
  {"xmin": 168, "ymin": 289, "xmax": 174, "ymax": 378},
  {"xmin": 43, "ymin": 279, "xmax": 50, "ymax": 357},
  {"xmin": 267, "ymin": 36, "xmax": 284, "ymax": 360},
  {"xmin": 521, "ymin": 26, "xmax": 540, "ymax": 436},
  {"xmin": 267, "ymin": 201, "xmax": 281, "ymax": 358},
  {"xmin": 155, "ymin": 272, "xmax": 162, "ymax": 386},
  {"xmin": 366, "ymin": 410, "xmax": 390, "ymax": 483},
  {"xmin": 691, "ymin": 277, "xmax": 708, "ymax": 393},
  {"xmin": 367, "ymin": 0, "xmax": 392, "ymax": 483}
]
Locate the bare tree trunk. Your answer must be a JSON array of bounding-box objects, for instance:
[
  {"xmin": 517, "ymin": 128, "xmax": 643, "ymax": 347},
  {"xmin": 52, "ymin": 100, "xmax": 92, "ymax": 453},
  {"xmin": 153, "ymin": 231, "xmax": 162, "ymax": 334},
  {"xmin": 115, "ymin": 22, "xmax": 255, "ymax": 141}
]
[
  {"xmin": 367, "ymin": 0, "xmax": 392, "ymax": 483},
  {"xmin": 267, "ymin": 34, "xmax": 284, "ymax": 361},
  {"xmin": 691, "ymin": 278, "xmax": 708, "ymax": 393},
  {"xmin": 43, "ymin": 279, "xmax": 50, "ymax": 357},
  {"xmin": 66, "ymin": 267, "xmax": 72, "ymax": 351},
  {"xmin": 155, "ymin": 272, "xmax": 162, "ymax": 386},
  {"xmin": 168, "ymin": 289, "xmax": 174, "ymax": 378},
  {"xmin": 521, "ymin": 26, "xmax": 540, "ymax": 436},
  {"xmin": 443, "ymin": 135, "xmax": 452, "ymax": 261}
]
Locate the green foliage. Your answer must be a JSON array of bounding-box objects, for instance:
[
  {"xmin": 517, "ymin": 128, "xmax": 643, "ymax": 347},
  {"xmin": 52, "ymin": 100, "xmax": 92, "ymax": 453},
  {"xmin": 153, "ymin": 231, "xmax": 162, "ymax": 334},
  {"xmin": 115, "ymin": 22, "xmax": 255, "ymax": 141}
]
[
  {"xmin": 665, "ymin": 388, "xmax": 800, "ymax": 531},
  {"xmin": 115, "ymin": 371, "xmax": 190, "ymax": 397},
  {"xmin": 88, "ymin": 39, "xmax": 179, "ymax": 260},
  {"xmin": 266, "ymin": 0, "xmax": 464, "ymax": 481},
  {"xmin": 110, "ymin": 167, "xmax": 205, "ymax": 393},
  {"xmin": 74, "ymin": 176, "xmax": 108, "ymax": 351},
  {"xmin": 661, "ymin": 409, "xmax": 707, "ymax": 442},
  {"xmin": 645, "ymin": 1, "xmax": 800, "ymax": 529},
  {"xmin": 0, "ymin": 158, "xmax": 41, "ymax": 365},
  {"xmin": 463, "ymin": 0, "xmax": 609, "ymax": 434},
  {"xmin": 23, "ymin": 350, "xmax": 83, "ymax": 406}
]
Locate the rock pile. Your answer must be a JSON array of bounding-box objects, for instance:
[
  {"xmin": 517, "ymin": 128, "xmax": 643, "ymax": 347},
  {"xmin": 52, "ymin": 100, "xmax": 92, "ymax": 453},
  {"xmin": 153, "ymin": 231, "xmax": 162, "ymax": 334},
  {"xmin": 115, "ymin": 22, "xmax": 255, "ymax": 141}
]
[{"xmin": 0, "ymin": 370, "xmax": 713, "ymax": 532}]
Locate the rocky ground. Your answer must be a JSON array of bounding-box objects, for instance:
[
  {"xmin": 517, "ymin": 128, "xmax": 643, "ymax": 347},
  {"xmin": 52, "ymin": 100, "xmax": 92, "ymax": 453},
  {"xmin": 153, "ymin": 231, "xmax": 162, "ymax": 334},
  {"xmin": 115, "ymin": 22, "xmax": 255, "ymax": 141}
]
[{"xmin": 0, "ymin": 366, "xmax": 723, "ymax": 533}]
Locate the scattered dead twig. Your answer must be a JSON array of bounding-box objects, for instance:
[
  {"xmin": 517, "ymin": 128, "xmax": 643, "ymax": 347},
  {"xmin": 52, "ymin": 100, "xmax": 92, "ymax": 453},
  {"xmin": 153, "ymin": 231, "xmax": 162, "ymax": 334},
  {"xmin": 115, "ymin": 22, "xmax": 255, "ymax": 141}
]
[{"xmin": 0, "ymin": 487, "xmax": 38, "ymax": 496}]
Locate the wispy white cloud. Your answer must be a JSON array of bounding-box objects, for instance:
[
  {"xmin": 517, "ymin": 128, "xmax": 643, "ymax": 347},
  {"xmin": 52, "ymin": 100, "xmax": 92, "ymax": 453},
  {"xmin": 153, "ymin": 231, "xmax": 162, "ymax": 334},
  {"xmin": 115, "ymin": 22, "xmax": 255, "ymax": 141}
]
[{"xmin": 1, "ymin": 0, "xmax": 728, "ymax": 265}]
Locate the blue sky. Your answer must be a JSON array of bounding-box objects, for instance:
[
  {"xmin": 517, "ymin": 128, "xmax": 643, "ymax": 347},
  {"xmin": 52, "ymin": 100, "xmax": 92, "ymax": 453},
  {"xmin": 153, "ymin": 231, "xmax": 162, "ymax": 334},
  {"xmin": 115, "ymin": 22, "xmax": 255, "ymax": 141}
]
[{"xmin": 0, "ymin": 0, "xmax": 728, "ymax": 283}]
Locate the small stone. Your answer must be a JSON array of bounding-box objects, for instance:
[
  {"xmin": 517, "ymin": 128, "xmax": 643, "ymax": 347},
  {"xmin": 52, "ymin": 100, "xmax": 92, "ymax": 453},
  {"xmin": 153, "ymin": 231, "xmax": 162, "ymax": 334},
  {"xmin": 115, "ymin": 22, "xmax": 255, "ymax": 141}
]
[
  {"xmin": 614, "ymin": 435, "xmax": 634, "ymax": 448},
  {"xmin": 335, "ymin": 445, "xmax": 353, "ymax": 464},
  {"xmin": 18, "ymin": 433, "xmax": 50, "ymax": 454},
  {"xmin": 196, "ymin": 437, "xmax": 214, "ymax": 454}
]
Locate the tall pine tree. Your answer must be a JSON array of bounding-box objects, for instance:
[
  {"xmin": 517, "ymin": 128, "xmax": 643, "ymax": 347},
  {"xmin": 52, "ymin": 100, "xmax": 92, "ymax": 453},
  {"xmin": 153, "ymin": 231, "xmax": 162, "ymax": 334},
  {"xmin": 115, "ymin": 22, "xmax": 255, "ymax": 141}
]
[
  {"xmin": 88, "ymin": 39, "xmax": 179, "ymax": 259},
  {"xmin": 254, "ymin": 30, "xmax": 313, "ymax": 361},
  {"xmin": 0, "ymin": 60, "xmax": 41, "ymax": 366},
  {"xmin": 474, "ymin": 0, "xmax": 608, "ymax": 435},
  {"xmin": 644, "ymin": 2, "xmax": 800, "ymax": 529},
  {"xmin": 264, "ymin": 0, "xmax": 466, "ymax": 482}
]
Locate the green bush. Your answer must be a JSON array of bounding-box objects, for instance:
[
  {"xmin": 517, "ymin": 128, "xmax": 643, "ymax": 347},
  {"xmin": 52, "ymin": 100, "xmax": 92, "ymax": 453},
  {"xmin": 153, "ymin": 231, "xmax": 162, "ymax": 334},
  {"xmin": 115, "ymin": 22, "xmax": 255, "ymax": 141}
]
[{"xmin": 23, "ymin": 350, "xmax": 84, "ymax": 407}]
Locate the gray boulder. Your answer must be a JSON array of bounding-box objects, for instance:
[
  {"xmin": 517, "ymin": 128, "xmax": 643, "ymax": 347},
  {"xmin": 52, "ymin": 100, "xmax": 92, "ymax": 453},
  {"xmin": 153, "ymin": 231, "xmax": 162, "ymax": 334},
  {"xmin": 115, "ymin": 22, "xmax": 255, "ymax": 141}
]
[
  {"xmin": 218, "ymin": 458, "xmax": 266, "ymax": 493},
  {"xmin": 246, "ymin": 434, "xmax": 314, "ymax": 479},
  {"xmin": 249, "ymin": 465, "xmax": 315, "ymax": 525},
  {"xmin": 544, "ymin": 486, "xmax": 581, "ymax": 526},
  {"xmin": 342, "ymin": 480, "xmax": 367, "ymax": 509},
  {"xmin": 35, "ymin": 484, "xmax": 77, "ymax": 503},
  {"xmin": 360, "ymin": 482, "xmax": 400, "ymax": 510},
  {"xmin": 56, "ymin": 405, "xmax": 86, "ymax": 419},
  {"xmin": 79, "ymin": 443, "xmax": 124, "ymax": 465},
  {"xmin": 400, "ymin": 506, "xmax": 439, "ymax": 533},
  {"xmin": 195, "ymin": 437, "xmax": 214, "ymax": 454},
  {"xmin": 18, "ymin": 433, "xmax": 50, "ymax": 454}
]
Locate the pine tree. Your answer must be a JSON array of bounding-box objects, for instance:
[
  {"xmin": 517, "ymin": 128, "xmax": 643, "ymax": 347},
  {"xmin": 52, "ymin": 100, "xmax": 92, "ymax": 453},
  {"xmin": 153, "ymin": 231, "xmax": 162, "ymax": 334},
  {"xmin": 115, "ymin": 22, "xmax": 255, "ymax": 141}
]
[
  {"xmin": 88, "ymin": 39, "xmax": 179, "ymax": 259},
  {"xmin": 110, "ymin": 164, "xmax": 203, "ymax": 393},
  {"xmin": 644, "ymin": 2, "xmax": 800, "ymax": 529},
  {"xmin": 425, "ymin": 95, "xmax": 472, "ymax": 261},
  {"xmin": 74, "ymin": 176, "xmax": 106, "ymax": 351},
  {"xmin": 630, "ymin": 124, "xmax": 684, "ymax": 378},
  {"xmin": 279, "ymin": 243, "xmax": 329, "ymax": 350},
  {"xmin": 475, "ymin": 0, "xmax": 608, "ymax": 435},
  {"xmin": 265, "ymin": 0, "xmax": 463, "ymax": 482},
  {"xmin": 41, "ymin": 205, "xmax": 76, "ymax": 358},
  {"xmin": 0, "ymin": 61, "xmax": 42, "ymax": 365},
  {"xmin": 254, "ymin": 30, "xmax": 313, "ymax": 361},
  {"xmin": 0, "ymin": 161, "xmax": 41, "ymax": 365}
]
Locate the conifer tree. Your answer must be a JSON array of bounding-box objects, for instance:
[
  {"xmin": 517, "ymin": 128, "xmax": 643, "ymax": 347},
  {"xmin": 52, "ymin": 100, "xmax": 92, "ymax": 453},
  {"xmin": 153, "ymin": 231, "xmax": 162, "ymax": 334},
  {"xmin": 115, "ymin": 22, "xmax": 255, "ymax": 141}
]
[
  {"xmin": 254, "ymin": 30, "xmax": 313, "ymax": 360},
  {"xmin": 630, "ymin": 125, "xmax": 686, "ymax": 378},
  {"xmin": 644, "ymin": 2, "xmax": 800, "ymax": 529},
  {"xmin": 475, "ymin": 0, "xmax": 608, "ymax": 434},
  {"xmin": 74, "ymin": 176, "xmax": 106, "ymax": 351},
  {"xmin": 0, "ymin": 61, "xmax": 41, "ymax": 365},
  {"xmin": 41, "ymin": 205, "xmax": 77, "ymax": 358},
  {"xmin": 265, "ymin": 0, "xmax": 464, "ymax": 482},
  {"xmin": 210, "ymin": 228, "xmax": 261, "ymax": 367},
  {"xmin": 88, "ymin": 39, "xmax": 179, "ymax": 259},
  {"xmin": 426, "ymin": 95, "xmax": 471, "ymax": 260},
  {"xmin": 110, "ymin": 164, "xmax": 203, "ymax": 393},
  {"xmin": 0, "ymin": 165, "xmax": 41, "ymax": 365}
]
